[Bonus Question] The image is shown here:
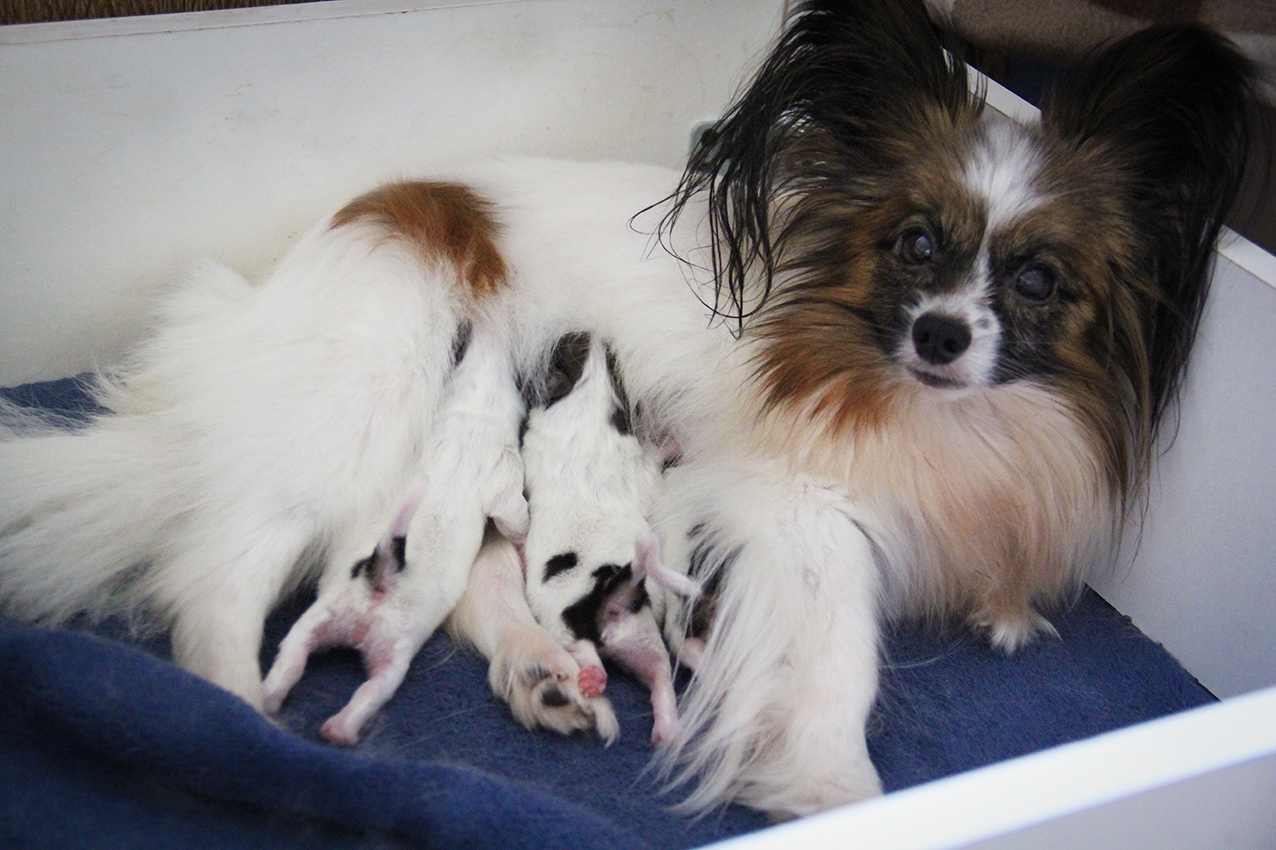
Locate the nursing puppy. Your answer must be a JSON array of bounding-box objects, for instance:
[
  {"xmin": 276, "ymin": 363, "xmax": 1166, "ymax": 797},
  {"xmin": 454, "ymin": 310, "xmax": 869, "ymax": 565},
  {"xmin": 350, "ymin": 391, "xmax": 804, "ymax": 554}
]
[
  {"xmin": 448, "ymin": 332, "xmax": 693, "ymax": 746},
  {"xmin": 260, "ymin": 318, "xmax": 527, "ymax": 745},
  {"xmin": 0, "ymin": 0, "xmax": 1256, "ymax": 819},
  {"xmin": 519, "ymin": 332, "xmax": 695, "ymax": 747}
]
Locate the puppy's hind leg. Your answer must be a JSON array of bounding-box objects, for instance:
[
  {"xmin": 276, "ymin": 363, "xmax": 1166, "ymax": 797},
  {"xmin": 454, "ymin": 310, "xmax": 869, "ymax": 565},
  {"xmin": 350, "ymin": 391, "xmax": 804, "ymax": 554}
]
[
  {"xmin": 599, "ymin": 607, "xmax": 679, "ymax": 747},
  {"xmin": 317, "ymin": 640, "xmax": 414, "ymax": 747},
  {"xmin": 608, "ymin": 533, "xmax": 699, "ymax": 746}
]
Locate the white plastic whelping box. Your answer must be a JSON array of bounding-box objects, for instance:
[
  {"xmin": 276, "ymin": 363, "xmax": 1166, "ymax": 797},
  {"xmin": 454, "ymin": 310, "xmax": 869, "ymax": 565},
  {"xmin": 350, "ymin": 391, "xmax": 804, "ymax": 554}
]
[{"xmin": 1, "ymin": 2, "xmax": 1273, "ymax": 848}]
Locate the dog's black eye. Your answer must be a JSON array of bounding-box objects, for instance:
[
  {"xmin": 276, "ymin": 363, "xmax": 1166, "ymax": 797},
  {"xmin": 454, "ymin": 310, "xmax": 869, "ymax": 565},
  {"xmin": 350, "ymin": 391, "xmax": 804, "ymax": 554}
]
[
  {"xmin": 895, "ymin": 228, "xmax": 935, "ymax": 266},
  {"xmin": 1011, "ymin": 263, "xmax": 1057, "ymax": 302}
]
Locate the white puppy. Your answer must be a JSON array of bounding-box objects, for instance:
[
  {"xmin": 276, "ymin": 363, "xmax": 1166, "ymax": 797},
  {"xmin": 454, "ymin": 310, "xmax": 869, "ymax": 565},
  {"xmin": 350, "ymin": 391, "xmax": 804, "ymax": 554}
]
[{"xmin": 261, "ymin": 318, "xmax": 527, "ymax": 745}]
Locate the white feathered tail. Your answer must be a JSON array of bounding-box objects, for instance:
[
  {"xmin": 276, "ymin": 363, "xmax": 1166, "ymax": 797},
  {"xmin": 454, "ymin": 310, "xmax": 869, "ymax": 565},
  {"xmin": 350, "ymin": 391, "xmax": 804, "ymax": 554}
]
[
  {"xmin": 0, "ymin": 226, "xmax": 466, "ymax": 708},
  {"xmin": 0, "ymin": 399, "xmax": 181, "ymax": 625},
  {"xmin": 0, "ymin": 262, "xmax": 265, "ymax": 628}
]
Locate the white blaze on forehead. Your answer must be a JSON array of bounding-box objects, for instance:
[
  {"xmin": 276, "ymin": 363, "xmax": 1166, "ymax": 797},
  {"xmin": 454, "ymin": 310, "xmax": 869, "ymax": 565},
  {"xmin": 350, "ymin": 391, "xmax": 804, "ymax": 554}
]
[
  {"xmin": 962, "ymin": 120, "xmax": 1045, "ymax": 232},
  {"xmin": 894, "ymin": 122, "xmax": 1043, "ymax": 392}
]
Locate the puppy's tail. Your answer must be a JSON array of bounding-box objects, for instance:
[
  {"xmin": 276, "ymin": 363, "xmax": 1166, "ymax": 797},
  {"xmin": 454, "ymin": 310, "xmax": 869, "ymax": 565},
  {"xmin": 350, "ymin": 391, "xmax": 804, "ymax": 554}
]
[{"xmin": 0, "ymin": 401, "xmax": 176, "ymax": 625}]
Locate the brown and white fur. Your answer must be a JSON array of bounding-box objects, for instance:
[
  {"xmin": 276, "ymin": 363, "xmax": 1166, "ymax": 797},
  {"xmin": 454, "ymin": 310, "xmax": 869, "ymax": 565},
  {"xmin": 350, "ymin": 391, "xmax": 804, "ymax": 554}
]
[{"xmin": 0, "ymin": 0, "xmax": 1256, "ymax": 820}]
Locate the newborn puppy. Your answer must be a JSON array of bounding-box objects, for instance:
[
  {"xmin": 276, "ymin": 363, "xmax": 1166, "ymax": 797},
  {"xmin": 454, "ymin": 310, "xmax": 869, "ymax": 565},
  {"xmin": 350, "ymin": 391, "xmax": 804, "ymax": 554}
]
[
  {"xmin": 520, "ymin": 333, "xmax": 692, "ymax": 746},
  {"xmin": 446, "ymin": 525, "xmax": 620, "ymax": 743},
  {"xmin": 261, "ymin": 318, "xmax": 528, "ymax": 745}
]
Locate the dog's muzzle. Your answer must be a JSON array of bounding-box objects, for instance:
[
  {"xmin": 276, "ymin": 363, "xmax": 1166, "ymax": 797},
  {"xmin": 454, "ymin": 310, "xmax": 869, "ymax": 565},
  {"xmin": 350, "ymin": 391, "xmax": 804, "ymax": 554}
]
[{"xmin": 912, "ymin": 312, "xmax": 971, "ymax": 366}]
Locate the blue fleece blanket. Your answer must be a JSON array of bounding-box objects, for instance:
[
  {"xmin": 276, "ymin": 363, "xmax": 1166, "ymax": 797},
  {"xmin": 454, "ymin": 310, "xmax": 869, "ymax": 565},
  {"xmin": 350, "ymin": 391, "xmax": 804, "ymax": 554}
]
[{"xmin": 0, "ymin": 379, "xmax": 1213, "ymax": 850}]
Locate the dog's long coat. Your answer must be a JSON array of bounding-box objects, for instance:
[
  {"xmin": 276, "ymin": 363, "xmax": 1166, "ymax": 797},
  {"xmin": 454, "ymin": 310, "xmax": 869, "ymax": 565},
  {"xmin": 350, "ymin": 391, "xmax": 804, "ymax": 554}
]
[{"xmin": 0, "ymin": 0, "xmax": 1256, "ymax": 818}]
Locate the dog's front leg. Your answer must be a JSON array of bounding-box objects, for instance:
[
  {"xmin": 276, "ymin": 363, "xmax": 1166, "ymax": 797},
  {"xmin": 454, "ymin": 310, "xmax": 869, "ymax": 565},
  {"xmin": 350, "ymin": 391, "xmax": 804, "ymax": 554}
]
[
  {"xmin": 446, "ymin": 530, "xmax": 619, "ymax": 742},
  {"xmin": 653, "ymin": 456, "xmax": 883, "ymax": 819}
]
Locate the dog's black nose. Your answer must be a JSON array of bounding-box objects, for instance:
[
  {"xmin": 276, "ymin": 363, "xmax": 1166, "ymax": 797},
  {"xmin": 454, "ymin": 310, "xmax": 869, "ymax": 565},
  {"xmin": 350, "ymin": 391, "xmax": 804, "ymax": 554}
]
[{"xmin": 912, "ymin": 313, "xmax": 972, "ymax": 365}]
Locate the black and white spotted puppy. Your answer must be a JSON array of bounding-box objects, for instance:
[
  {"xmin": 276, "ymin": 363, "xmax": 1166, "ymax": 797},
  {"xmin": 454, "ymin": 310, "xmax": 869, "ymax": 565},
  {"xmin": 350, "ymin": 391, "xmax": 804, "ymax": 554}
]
[
  {"xmin": 520, "ymin": 333, "xmax": 695, "ymax": 747},
  {"xmin": 262, "ymin": 317, "xmax": 528, "ymax": 745}
]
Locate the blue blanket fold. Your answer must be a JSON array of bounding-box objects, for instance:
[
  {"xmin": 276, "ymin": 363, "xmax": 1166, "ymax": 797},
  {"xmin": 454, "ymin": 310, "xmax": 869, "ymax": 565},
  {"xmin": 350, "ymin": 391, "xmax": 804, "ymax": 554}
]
[
  {"xmin": 0, "ymin": 379, "xmax": 1214, "ymax": 849},
  {"xmin": 0, "ymin": 616, "xmax": 650, "ymax": 850}
]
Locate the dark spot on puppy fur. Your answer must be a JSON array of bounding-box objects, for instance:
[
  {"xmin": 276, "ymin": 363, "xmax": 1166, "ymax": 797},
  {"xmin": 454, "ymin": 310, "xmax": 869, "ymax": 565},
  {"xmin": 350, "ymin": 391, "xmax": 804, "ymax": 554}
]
[
  {"xmin": 688, "ymin": 537, "xmax": 741, "ymax": 579},
  {"xmin": 562, "ymin": 564, "xmax": 635, "ymax": 644},
  {"xmin": 544, "ymin": 552, "xmax": 579, "ymax": 581},
  {"xmin": 390, "ymin": 536, "xmax": 407, "ymax": 572},
  {"xmin": 689, "ymin": 571, "xmax": 722, "ymax": 640},
  {"xmin": 604, "ymin": 346, "xmax": 632, "ymax": 436},
  {"xmin": 686, "ymin": 534, "xmax": 737, "ymax": 640},
  {"xmin": 451, "ymin": 320, "xmax": 472, "ymax": 365},
  {"xmin": 350, "ymin": 554, "xmax": 373, "ymax": 580},
  {"xmin": 627, "ymin": 581, "xmax": 650, "ymax": 614}
]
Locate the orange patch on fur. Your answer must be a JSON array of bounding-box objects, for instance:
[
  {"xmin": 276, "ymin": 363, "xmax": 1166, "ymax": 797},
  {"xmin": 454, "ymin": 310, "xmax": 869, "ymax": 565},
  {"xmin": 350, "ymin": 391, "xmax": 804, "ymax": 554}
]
[{"xmin": 331, "ymin": 181, "xmax": 507, "ymax": 298}]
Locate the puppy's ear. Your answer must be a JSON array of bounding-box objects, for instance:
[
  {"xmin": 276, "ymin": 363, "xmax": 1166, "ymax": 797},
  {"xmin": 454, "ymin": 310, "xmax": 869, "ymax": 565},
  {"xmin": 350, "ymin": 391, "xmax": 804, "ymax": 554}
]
[
  {"xmin": 1040, "ymin": 25, "xmax": 1258, "ymax": 428},
  {"xmin": 662, "ymin": 0, "xmax": 972, "ymax": 327}
]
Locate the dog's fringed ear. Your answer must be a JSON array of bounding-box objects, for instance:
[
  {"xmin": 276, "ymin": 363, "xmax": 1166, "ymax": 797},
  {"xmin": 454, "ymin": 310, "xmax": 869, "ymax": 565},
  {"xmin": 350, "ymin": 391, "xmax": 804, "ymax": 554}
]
[
  {"xmin": 1040, "ymin": 25, "xmax": 1258, "ymax": 434},
  {"xmin": 659, "ymin": 0, "xmax": 971, "ymax": 329}
]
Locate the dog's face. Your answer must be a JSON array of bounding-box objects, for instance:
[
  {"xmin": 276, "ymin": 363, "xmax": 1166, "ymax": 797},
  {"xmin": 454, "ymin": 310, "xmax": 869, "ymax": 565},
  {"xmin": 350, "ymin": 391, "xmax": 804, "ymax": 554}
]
[
  {"xmin": 666, "ymin": 0, "xmax": 1255, "ymax": 502},
  {"xmin": 756, "ymin": 114, "xmax": 1149, "ymax": 445},
  {"xmin": 865, "ymin": 121, "xmax": 1108, "ymax": 394},
  {"xmin": 759, "ymin": 119, "xmax": 1090, "ymax": 388}
]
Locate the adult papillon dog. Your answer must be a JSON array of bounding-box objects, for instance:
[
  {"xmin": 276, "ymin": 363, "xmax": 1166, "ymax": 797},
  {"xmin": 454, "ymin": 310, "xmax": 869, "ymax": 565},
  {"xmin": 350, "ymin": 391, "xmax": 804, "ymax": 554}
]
[{"xmin": 0, "ymin": 0, "xmax": 1256, "ymax": 819}]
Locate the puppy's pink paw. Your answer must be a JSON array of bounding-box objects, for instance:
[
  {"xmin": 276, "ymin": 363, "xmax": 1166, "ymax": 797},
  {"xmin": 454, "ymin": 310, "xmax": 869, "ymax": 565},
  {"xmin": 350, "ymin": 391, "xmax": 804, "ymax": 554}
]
[
  {"xmin": 492, "ymin": 635, "xmax": 619, "ymax": 743},
  {"xmin": 578, "ymin": 665, "xmax": 607, "ymax": 698},
  {"xmin": 319, "ymin": 716, "xmax": 360, "ymax": 747},
  {"xmin": 651, "ymin": 715, "xmax": 680, "ymax": 748}
]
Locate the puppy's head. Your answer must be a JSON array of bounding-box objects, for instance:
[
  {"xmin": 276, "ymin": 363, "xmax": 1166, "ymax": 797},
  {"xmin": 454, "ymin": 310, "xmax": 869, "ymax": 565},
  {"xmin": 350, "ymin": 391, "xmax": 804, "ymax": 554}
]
[{"xmin": 666, "ymin": 0, "xmax": 1257, "ymax": 505}]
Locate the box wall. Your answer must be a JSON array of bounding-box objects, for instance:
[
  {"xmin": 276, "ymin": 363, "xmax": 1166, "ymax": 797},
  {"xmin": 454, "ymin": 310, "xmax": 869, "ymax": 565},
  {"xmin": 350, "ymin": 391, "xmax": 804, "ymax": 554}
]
[
  {"xmin": 1094, "ymin": 246, "xmax": 1276, "ymax": 698},
  {"xmin": 0, "ymin": 0, "xmax": 784, "ymax": 385}
]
